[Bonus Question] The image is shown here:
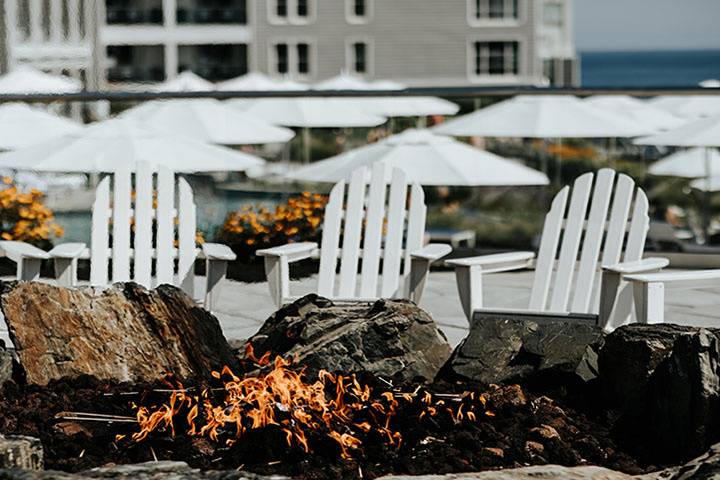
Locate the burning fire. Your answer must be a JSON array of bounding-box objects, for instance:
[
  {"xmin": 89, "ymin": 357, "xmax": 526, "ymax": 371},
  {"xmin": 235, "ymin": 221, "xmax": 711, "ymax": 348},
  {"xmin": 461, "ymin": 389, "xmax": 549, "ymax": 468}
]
[{"xmin": 120, "ymin": 345, "xmax": 495, "ymax": 459}]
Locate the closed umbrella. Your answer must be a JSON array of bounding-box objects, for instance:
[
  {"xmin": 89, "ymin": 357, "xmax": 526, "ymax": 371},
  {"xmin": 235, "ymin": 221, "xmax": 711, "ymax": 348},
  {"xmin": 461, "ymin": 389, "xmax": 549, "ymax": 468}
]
[
  {"xmin": 0, "ymin": 103, "xmax": 84, "ymax": 150},
  {"xmin": 217, "ymin": 72, "xmax": 309, "ymax": 91},
  {"xmin": 155, "ymin": 71, "xmax": 214, "ymax": 92},
  {"xmin": 0, "ymin": 65, "xmax": 81, "ymax": 94},
  {"xmin": 121, "ymin": 98, "xmax": 295, "ymax": 145},
  {"xmin": 584, "ymin": 95, "xmax": 686, "ymax": 132},
  {"xmin": 0, "ymin": 117, "xmax": 265, "ymax": 173},
  {"xmin": 286, "ymin": 129, "xmax": 549, "ymax": 186}
]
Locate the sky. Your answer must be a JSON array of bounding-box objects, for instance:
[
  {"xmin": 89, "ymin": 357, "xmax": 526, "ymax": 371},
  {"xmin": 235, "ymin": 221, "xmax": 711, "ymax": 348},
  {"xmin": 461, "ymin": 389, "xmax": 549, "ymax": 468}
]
[{"xmin": 574, "ymin": 0, "xmax": 720, "ymax": 51}]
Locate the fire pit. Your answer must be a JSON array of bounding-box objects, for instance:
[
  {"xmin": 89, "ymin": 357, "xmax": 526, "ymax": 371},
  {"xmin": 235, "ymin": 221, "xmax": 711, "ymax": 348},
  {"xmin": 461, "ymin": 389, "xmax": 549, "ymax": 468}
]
[{"xmin": 2, "ymin": 282, "xmax": 720, "ymax": 479}]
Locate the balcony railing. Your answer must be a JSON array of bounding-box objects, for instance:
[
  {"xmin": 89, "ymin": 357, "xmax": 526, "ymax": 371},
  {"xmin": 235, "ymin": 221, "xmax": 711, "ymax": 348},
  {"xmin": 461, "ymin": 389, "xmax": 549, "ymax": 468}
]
[
  {"xmin": 106, "ymin": 8, "xmax": 164, "ymax": 24},
  {"xmin": 176, "ymin": 8, "xmax": 247, "ymax": 24},
  {"xmin": 107, "ymin": 65, "xmax": 165, "ymax": 82}
]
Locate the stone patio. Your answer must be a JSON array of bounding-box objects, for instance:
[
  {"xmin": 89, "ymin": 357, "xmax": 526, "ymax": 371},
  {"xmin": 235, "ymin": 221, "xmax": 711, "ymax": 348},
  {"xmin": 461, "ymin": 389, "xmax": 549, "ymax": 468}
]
[{"xmin": 2, "ymin": 270, "xmax": 719, "ymax": 349}]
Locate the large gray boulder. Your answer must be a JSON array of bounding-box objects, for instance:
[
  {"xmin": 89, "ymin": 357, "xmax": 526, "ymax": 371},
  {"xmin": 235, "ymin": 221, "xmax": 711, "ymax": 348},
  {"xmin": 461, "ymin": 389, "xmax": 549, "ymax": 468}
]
[
  {"xmin": 242, "ymin": 294, "xmax": 452, "ymax": 382},
  {"xmin": 599, "ymin": 324, "xmax": 720, "ymax": 462},
  {"xmin": 437, "ymin": 315, "xmax": 604, "ymax": 386}
]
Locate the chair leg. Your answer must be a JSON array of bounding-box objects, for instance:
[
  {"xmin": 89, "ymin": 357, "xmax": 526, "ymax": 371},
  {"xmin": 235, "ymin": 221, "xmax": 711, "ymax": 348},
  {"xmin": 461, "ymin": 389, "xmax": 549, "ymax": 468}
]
[
  {"xmin": 453, "ymin": 265, "xmax": 483, "ymax": 322},
  {"xmin": 263, "ymin": 256, "xmax": 289, "ymax": 308},
  {"xmin": 204, "ymin": 259, "xmax": 228, "ymax": 312},
  {"xmin": 407, "ymin": 257, "xmax": 431, "ymax": 304},
  {"xmin": 53, "ymin": 258, "xmax": 77, "ymax": 287},
  {"xmin": 633, "ymin": 281, "xmax": 665, "ymax": 324},
  {"xmin": 18, "ymin": 258, "xmax": 42, "ymax": 281}
]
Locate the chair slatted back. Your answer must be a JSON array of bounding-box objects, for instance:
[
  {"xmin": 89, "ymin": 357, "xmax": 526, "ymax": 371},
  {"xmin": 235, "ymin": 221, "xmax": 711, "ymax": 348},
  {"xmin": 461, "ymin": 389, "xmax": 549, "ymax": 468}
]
[
  {"xmin": 317, "ymin": 164, "xmax": 427, "ymax": 300},
  {"xmin": 529, "ymin": 168, "xmax": 649, "ymax": 315},
  {"xmin": 89, "ymin": 163, "xmax": 198, "ymax": 295}
]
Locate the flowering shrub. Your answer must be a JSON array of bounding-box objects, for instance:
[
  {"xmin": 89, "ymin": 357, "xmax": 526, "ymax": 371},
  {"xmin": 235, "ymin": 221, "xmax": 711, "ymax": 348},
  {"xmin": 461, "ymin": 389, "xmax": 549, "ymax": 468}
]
[
  {"xmin": 0, "ymin": 177, "xmax": 63, "ymax": 245},
  {"xmin": 218, "ymin": 192, "xmax": 327, "ymax": 258}
]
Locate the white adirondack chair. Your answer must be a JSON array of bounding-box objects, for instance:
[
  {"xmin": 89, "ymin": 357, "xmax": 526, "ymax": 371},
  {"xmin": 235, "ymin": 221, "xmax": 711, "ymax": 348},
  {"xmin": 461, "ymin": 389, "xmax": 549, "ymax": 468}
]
[
  {"xmin": 257, "ymin": 164, "xmax": 451, "ymax": 307},
  {"xmin": 45, "ymin": 163, "xmax": 236, "ymax": 310},
  {"xmin": 446, "ymin": 168, "xmax": 670, "ymax": 330}
]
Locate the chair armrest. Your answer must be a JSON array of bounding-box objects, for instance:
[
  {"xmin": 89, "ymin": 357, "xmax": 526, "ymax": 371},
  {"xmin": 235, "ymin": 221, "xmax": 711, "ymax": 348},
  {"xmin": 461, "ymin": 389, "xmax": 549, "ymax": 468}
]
[
  {"xmin": 0, "ymin": 241, "xmax": 49, "ymax": 261},
  {"xmin": 602, "ymin": 257, "xmax": 669, "ymax": 274},
  {"xmin": 624, "ymin": 269, "xmax": 720, "ymax": 286},
  {"xmin": 49, "ymin": 243, "xmax": 87, "ymax": 259},
  {"xmin": 201, "ymin": 243, "xmax": 237, "ymax": 261},
  {"xmin": 256, "ymin": 242, "xmax": 318, "ymax": 263},
  {"xmin": 445, "ymin": 251, "xmax": 535, "ymax": 273},
  {"xmin": 411, "ymin": 243, "xmax": 452, "ymax": 262}
]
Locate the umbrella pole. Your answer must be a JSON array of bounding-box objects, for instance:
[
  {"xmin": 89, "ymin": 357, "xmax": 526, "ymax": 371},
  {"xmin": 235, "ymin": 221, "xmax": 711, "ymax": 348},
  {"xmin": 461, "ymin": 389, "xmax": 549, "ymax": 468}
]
[
  {"xmin": 303, "ymin": 128, "xmax": 311, "ymax": 164},
  {"xmin": 555, "ymin": 137, "xmax": 562, "ymax": 186},
  {"xmin": 704, "ymin": 146, "xmax": 712, "ymax": 244}
]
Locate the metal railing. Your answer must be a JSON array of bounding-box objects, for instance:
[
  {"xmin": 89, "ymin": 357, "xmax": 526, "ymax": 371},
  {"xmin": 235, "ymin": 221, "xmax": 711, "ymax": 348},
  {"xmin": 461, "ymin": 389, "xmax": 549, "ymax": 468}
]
[{"xmin": 0, "ymin": 86, "xmax": 717, "ymax": 104}]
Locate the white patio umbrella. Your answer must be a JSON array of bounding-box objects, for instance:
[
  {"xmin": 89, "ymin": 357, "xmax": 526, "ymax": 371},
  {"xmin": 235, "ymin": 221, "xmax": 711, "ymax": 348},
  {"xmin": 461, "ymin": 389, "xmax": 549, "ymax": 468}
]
[
  {"xmin": 434, "ymin": 95, "xmax": 652, "ymax": 138},
  {"xmin": 236, "ymin": 97, "xmax": 387, "ymax": 162},
  {"xmin": 217, "ymin": 72, "xmax": 309, "ymax": 91},
  {"xmin": 0, "ymin": 65, "xmax": 81, "ymax": 94},
  {"xmin": 314, "ymin": 73, "xmax": 406, "ymax": 91},
  {"xmin": 434, "ymin": 95, "xmax": 652, "ymax": 183},
  {"xmin": 691, "ymin": 176, "xmax": 720, "ymax": 192},
  {"xmin": 120, "ymin": 98, "xmax": 295, "ymax": 145},
  {"xmin": 286, "ymin": 129, "xmax": 549, "ymax": 186},
  {"xmin": 0, "ymin": 117, "xmax": 265, "ymax": 173},
  {"xmin": 154, "ymin": 71, "xmax": 214, "ymax": 92},
  {"xmin": 584, "ymin": 95, "xmax": 687, "ymax": 132},
  {"xmin": 647, "ymin": 95, "xmax": 720, "ymax": 120},
  {"xmin": 0, "ymin": 103, "xmax": 84, "ymax": 150},
  {"xmin": 649, "ymin": 148, "xmax": 720, "ymax": 178},
  {"xmin": 636, "ymin": 116, "xmax": 720, "ymax": 239}
]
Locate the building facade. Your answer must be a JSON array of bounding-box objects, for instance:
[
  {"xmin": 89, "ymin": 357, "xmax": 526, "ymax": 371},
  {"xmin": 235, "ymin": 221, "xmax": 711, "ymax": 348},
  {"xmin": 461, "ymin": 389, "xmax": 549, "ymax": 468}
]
[
  {"xmin": 2, "ymin": 0, "xmax": 578, "ymax": 89},
  {"xmin": 252, "ymin": 0, "xmax": 577, "ymax": 87},
  {"xmin": 0, "ymin": 0, "xmax": 102, "ymax": 90}
]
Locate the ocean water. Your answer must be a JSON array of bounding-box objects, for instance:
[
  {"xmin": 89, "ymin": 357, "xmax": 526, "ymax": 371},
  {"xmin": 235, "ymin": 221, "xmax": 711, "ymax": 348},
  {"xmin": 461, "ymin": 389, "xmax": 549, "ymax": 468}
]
[{"xmin": 580, "ymin": 50, "xmax": 720, "ymax": 88}]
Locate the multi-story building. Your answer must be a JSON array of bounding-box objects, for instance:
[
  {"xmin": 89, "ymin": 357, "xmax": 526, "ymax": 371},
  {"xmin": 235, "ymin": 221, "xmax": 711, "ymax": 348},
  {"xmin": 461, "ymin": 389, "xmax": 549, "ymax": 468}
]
[
  {"xmin": 0, "ymin": 0, "xmax": 102, "ymax": 90},
  {"xmin": 1, "ymin": 0, "xmax": 577, "ymax": 89},
  {"xmin": 252, "ymin": 0, "xmax": 578, "ymax": 87}
]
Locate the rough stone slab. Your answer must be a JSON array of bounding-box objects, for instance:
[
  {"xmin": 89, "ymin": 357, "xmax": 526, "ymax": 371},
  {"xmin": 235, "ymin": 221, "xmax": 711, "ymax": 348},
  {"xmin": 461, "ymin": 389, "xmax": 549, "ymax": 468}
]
[
  {"xmin": 437, "ymin": 315, "xmax": 604, "ymax": 386},
  {"xmin": 0, "ymin": 435, "xmax": 43, "ymax": 470},
  {"xmin": 0, "ymin": 282, "xmax": 238, "ymax": 386},
  {"xmin": 243, "ymin": 295, "xmax": 452, "ymax": 382},
  {"xmin": 0, "ymin": 342, "xmax": 13, "ymax": 386},
  {"xmin": 377, "ymin": 465, "xmax": 634, "ymax": 479},
  {"xmin": 600, "ymin": 324, "xmax": 720, "ymax": 462},
  {"xmin": 0, "ymin": 461, "xmax": 287, "ymax": 479}
]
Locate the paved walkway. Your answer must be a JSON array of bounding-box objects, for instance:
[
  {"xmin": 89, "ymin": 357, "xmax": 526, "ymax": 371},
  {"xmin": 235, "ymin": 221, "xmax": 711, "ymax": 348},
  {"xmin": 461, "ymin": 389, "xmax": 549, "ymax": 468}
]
[{"xmin": 2, "ymin": 271, "xmax": 719, "ymax": 349}]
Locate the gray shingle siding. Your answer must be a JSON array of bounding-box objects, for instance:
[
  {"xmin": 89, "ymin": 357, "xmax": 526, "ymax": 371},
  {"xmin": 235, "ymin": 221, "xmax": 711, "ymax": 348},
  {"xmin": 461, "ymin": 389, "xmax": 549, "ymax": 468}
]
[{"xmin": 252, "ymin": 0, "xmax": 549, "ymax": 86}]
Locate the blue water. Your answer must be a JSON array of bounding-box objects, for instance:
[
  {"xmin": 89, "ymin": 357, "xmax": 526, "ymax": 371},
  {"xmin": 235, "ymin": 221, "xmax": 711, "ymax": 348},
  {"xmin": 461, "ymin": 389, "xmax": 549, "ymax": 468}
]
[{"xmin": 580, "ymin": 50, "xmax": 720, "ymax": 88}]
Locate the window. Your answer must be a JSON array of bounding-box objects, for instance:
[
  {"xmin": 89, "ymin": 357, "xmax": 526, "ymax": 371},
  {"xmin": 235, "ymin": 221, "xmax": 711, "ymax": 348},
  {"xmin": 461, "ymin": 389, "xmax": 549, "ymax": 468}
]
[
  {"xmin": 297, "ymin": 0, "xmax": 308, "ymax": 17},
  {"xmin": 275, "ymin": 44, "xmax": 289, "ymax": 74},
  {"xmin": 543, "ymin": 1, "xmax": 563, "ymax": 25},
  {"xmin": 297, "ymin": 43, "xmax": 310, "ymax": 74},
  {"xmin": 354, "ymin": 0, "xmax": 366, "ymax": 16},
  {"xmin": 276, "ymin": 0, "xmax": 288, "ymax": 17},
  {"xmin": 353, "ymin": 42, "xmax": 367, "ymax": 73},
  {"xmin": 473, "ymin": 0, "xmax": 518, "ymax": 20},
  {"xmin": 473, "ymin": 41, "xmax": 519, "ymax": 76}
]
